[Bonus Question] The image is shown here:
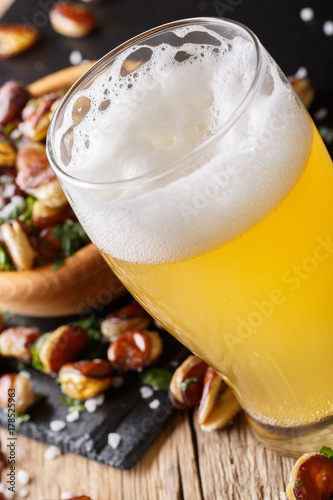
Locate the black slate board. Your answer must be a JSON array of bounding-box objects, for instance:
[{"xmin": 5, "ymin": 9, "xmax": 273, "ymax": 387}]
[{"xmin": 0, "ymin": 299, "xmax": 189, "ymax": 470}]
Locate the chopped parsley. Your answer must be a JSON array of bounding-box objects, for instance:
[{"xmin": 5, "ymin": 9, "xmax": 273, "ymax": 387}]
[
  {"xmin": 0, "ymin": 244, "xmax": 15, "ymax": 270},
  {"xmin": 320, "ymin": 446, "xmax": 333, "ymax": 460},
  {"xmin": 3, "ymin": 122, "xmax": 15, "ymax": 135},
  {"xmin": 16, "ymin": 412, "xmax": 31, "ymax": 429},
  {"xmin": 30, "ymin": 333, "xmax": 50, "ymax": 372},
  {"xmin": 140, "ymin": 368, "xmax": 173, "ymax": 391},
  {"xmin": 295, "ymin": 479, "xmax": 303, "ymax": 487},
  {"xmin": 181, "ymin": 376, "xmax": 200, "ymax": 392},
  {"xmin": 60, "ymin": 396, "xmax": 85, "ymax": 413},
  {"xmin": 0, "ymin": 196, "xmax": 37, "ymax": 225},
  {"xmin": 52, "ymin": 220, "xmax": 89, "ymax": 269},
  {"xmin": 73, "ymin": 315, "xmax": 105, "ymax": 360}
]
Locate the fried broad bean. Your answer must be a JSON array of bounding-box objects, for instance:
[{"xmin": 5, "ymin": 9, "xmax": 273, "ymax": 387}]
[
  {"xmin": 287, "ymin": 452, "xmax": 333, "ymax": 500},
  {"xmin": 49, "ymin": 2, "xmax": 97, "ymax": 38},
  {"xmin": 16, "ymin": 143, "xmax": 67, "ymax": 207},
  {"xmin": 38, "ymin": 325, "xmax": 89, "ymax": 374},
  {"xmin": 197, "ymin": 367, "xmax": 240, "ymax": 431},
  {"xmin": 0, "ymin": 373, "xmax": 35, "ymax": 413},
  {"xmin": 0, "ymin": 24, "xmax": 38, "ymax": 60},
  {"xmin": 101, "ymin": 301, "xmax": 152, "ymax": 341},
  {"xmin": 21, "ymin": 91, "xmax": 64, "ymax": 142},
  {"xmin": 0, "ymin": 80, "xmax": 30, "ymax": 125},
  {"xmin": 0, "ymin": 326, "xmax": 42, "ymax": 363},
  {"xmin": 169, "ymin": 355, "xmax": 208, "ymax": 409},
  {"xmin": 1, "ymin": 220, "xmax": 35, "ymax": 270},
  {"xmin": 59, "ymin": 359, "xmax": 113, "ymax": 400},
  {"xmin": 107, "ymin": 329, "xmax": 162, "ymax": 371}
]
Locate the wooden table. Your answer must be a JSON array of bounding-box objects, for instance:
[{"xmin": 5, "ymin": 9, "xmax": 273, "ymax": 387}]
[{"xmin": 0, "ymin": 2, "xmax": 296, "ymax": 498}]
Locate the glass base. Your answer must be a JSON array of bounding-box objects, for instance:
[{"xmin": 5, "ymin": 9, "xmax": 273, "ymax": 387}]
[{"xmin": 247, "ymin": 413, "xmax": 333, "ymax": 457}]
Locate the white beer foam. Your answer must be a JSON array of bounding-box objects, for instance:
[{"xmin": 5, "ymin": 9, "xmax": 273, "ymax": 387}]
[{"xmin": 55, "ymin": 25, "xmax": 312, "ymax": 264}]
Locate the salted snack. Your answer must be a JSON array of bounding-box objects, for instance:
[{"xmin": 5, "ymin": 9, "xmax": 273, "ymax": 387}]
[
  {"xmin": 16, "ymin": 143, "xmax": 67, "ymax": 207},
  {"xmin": 169, "ymin": 356, "xmax": 241, "ymax": 431},
  {"xmin": 169, "ymin": 355, "xmax": 208, "ymax": 409},
  {"xmin": 59, "ymin": 359, "xmax": 113, "ymax": 401},
  {"xmin": 37, "ymin": 325, "xmax": 89, "ymax": 374},
  {"xmin": 107, "ymin": 329, "xmax": 162, "ymax": 371},
  {"xmin": 49, "ymin": 1, "xmax": 97, "ymax": 38},
  {"xmin": 286, "ymin": 449, "xmax": 333, "ymax": 499},
  {"xmin": 0, "ymin": 24, "xmax": 38, "ymax": 60},
  {"xmin": 0, "ymin": 326, "xmax": 42, "ymax": 363},
  {"xmin": 0, "ymin": 79, "xmax": 90, "ymax": 273},
  {"xmin": 1, "ymin": 219, "xmax": 36, "ymax": 270},
  {"xmin": 20, "ymin": 90, "xmax": 65, "ymax": 142},
  {"xmin": 0, "ymin": 81, "xmax": 30, "ymax": 127},
  {"xmin": 0, "ymin": 373, "xmax": 35, "ymax": 413},
  {"xmin": 101, "ymin": 301, "xmax": 152, "ymax": 341},
  {"xmin": 197, "ymin": 367, "xmax": 240, "ymax": 431}
]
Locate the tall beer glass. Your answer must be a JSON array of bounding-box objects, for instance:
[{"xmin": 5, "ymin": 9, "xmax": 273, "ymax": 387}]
[{"xmin": 47, "ymin": 18, "xmax": 333, "ymax": 456}]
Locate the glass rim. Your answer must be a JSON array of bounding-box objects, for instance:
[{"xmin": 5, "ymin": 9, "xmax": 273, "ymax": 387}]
[{"xmin": 47, "ymin": 16, "xmax": 264, "ymax": 190}]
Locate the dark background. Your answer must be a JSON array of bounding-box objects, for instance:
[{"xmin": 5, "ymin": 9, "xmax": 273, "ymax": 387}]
[
  {"xmin": 1, "ymin": 0, "xmax": 333, "ymax": 155},
  {"xmin": 1, "ymin": 0, "xmax": 333, "ymax": 91}
]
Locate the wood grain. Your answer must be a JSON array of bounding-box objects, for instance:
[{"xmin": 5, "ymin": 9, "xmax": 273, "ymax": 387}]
[
  {"xmin": 0, "ymin": 411, "xmax": 296, "ymax": 500},
  {"xmin": 0, "ymin": 1, "xmax": 296, "ymax": 498}
]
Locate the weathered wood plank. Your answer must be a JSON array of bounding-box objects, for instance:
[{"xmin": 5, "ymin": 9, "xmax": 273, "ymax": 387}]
[{"xmin": 194, "ymin": 413, "xmax": 295, "ymax": 500}]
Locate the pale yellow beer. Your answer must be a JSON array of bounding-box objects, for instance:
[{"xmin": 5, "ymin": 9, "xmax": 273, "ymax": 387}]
[
  {"xmin": 48, "ymin": 18, "xmax": 333, "ymax": 455},
  {"xmin": 103, "ymin": 125, "xmax": 333, "ymax": 433}
]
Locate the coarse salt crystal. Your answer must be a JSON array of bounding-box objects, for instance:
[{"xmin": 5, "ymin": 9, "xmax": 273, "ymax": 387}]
[
  {"xmin": 140, "ymin": 386, "xmax": 154, "ymax": 399},
  {"xmin": 108, "ymin": 432, "xmax": 121, "ymax": 449},
  {"xmin": 300, "ymin": 7, "xmax": 314, "ymax": 22},
  {"xmin": 69, "ymin": 50, "xmax": 82, "ymax": 65},
  {"xmin": 112, "ymin": 376, "xmax": 124, "ymax": 388},
  {"xmin": 0, "ymin": 483, "xmax": 4, "ymax": 493},
  {"xmin": 44, "ymin": 445, "xmax": 62, "ymax": 461},
  {"xmin": 50, "ymin": 420, "xmax": 66, "ymax": 432},
  {"xmin": 60, "ymin": 491, "xmax": 74, "ymax": 499},
  {"xmin": 17, "ymin": 469, "xmax": 30, "ymax": 486},
  {"xmin": 279, "ymin": 492, "xmax": 287, "ymax": 500},
  {"xmin": 18, "ymin": 488, "xmax": 29, "ymax": 498},
  {"xmin": 3, "ymin": 490, "xmax": 14, "ymax": 499},
  {"xmin": 93, "ymin": 393, "xmax": 105, "ymax": 406},
  {"xmin": 66, "ymin": 410, "xmax": 80, "ymax": 422},
  {"xmin": 323, "ymin": 20, "xmax": 333, "ymax": 36},
  {"xmin": 84, "ymin": 399, "xmax": 97, "ymax": 413},
  {"xmin": 18, "ymin": 371, "xmax": 31, "ymax": 380},
  {"xmin": 295, "ymin": 66, "xmax": 308, "ymax": 79},
  {"xmin": 149, "ymin": 399, "xmax": 160, "ymax": 410}
]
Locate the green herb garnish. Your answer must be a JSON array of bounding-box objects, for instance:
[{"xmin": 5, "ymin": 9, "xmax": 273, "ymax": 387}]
[
  {"xmin": 140, "ymin": 367, "xmax": 173, "ymax": 391},
  {"xmin": 0, "ymin": 196, "xmax": 37, "ymax": 225},
  {"xmin": 3, "ymin": 122, "xmax": 15, "ymax": 135},
  {"xmin": 320, "ymin": 446, "xmax": 333, "ymax": 460},
  {"xmin": 181, "ymin": 376, "xmax": 200, "ymax": 392},
  {"xmin": 60, "ymin": 396, "xmax": 85, "ymax": 413},
  {"xmin": 53, "ymin": 221, "xmax": 89, "ymax": 269},
  {"xmin": 73, "ymin": 315, "xmax": 105, "ymax": 360},
  {"xmin": 30, "ymin": 333, "xmax": 50, "ymax": 372},
  {"xmin": 16, "ymin": 412, "xmax": 31, "ymax": 429},
  {"xmin": 0, "ymin": 244, "xmax": 15, "ymax": 270},
  {"xmin": 295, "ymin": 480, "xmax": 303, "ymax": 487},
  {"xmin": 16, "ymin": 361, "xmax": 28, "ymax": 371}
]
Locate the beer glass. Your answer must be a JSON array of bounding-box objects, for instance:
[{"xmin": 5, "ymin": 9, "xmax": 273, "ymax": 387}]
[{"xmin": 47, "ymin": 18, "xmax": 333, "ymax": 456}]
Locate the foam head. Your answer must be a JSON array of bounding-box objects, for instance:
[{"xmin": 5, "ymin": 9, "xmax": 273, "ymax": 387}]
[{"xmin": 51, "ymin": 19, "xmax": 312, "ymax": 264}]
